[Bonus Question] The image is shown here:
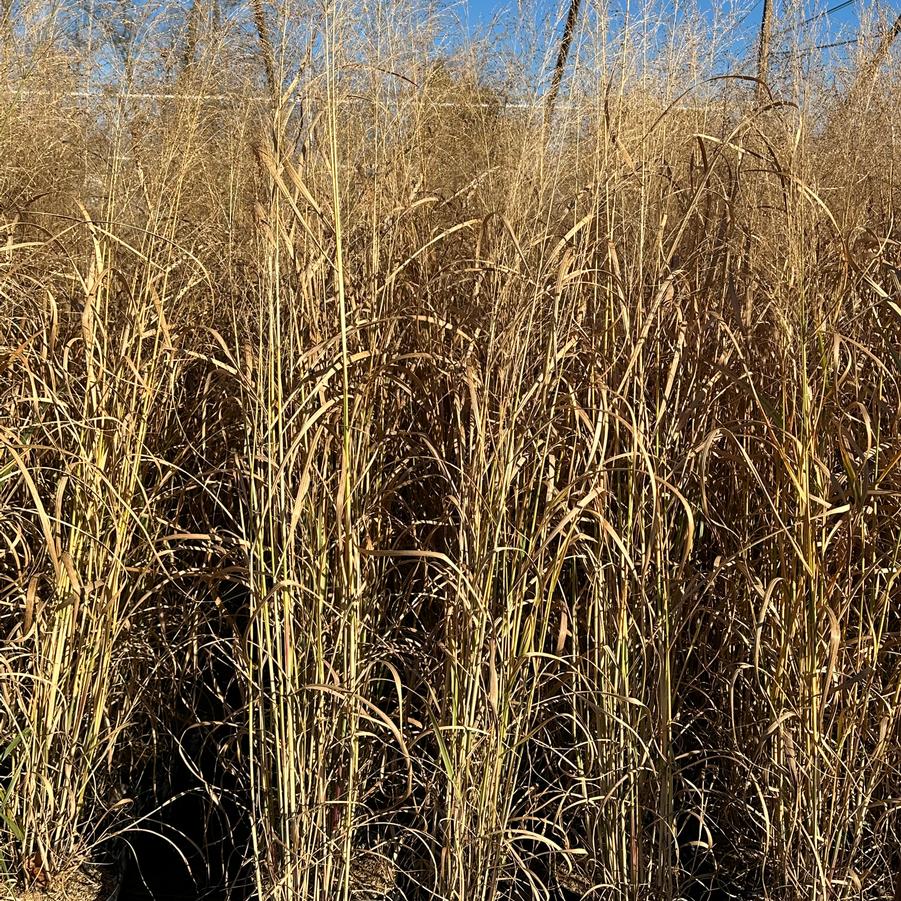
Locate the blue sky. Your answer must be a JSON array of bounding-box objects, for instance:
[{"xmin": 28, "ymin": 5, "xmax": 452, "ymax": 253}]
[
  {"xmin": 460, "ymin": 0, "xmax": 872, "ymax": 30},
  {"xmin": 431, "ymin": 0, "xmax": 896, "ymax": 100},
  {"xmin": 455, "ymin": 0, "xmax": 882, "ymax": 58}
]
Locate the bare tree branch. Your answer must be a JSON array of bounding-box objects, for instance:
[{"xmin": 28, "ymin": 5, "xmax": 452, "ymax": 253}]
[{"xmin": 544, "ymin": 0, "xmax": 582, "ymax": 125}]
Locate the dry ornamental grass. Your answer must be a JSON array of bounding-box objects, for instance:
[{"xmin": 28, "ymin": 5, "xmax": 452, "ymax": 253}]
[{"xmin": 0, "ymin": 0, "xmax": 900, "ymax": 899}]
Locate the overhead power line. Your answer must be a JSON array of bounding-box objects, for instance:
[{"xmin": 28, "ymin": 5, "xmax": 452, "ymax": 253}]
[
  {"xmin": 811, "ymin": 36, "xmax": 860, "ymax": 48},
  {"xmin": 772, "ymin": 36, "xmax": 860, "ymax": 56},
  {"xmin": 733, "ymin": 0, "xmax": 764, "ymax": 33},
  {"xmin": 793, "ymin": 0, "xmax": 858, "ymax": 31}
]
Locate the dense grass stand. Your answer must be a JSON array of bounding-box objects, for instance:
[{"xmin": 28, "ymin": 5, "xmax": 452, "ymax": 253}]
[{"xmin": 1, "ymin": 1, "xmax": 900, "ymax": 899}]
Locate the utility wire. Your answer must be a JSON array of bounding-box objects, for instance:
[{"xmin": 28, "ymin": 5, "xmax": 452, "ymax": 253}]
[
  {"xmin": 794, "ymin": 0, "xmax": 858, "ymax": 30},
  {"xmin": 772, "ymin": 36, "xmax": 860, "ymax": 55},
  {"xmin": 773, "ymin": 0, "xmax": 858, "ymax": 38},
  {"xmin": 732, "ymin": 0, "xmax": 763, "ymax": 32},
  {"xmin": 811, "ymin": 35, "xmax": 860, "ymax": 47},
  {"xmin": 774, "ymin": 2, "xmax": 899, "ymax": 49}
]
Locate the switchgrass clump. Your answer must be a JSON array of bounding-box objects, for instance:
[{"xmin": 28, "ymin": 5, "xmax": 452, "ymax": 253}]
[{"xmin": 1, "ymin": 1, "xmax": 900, "ymax": 899}]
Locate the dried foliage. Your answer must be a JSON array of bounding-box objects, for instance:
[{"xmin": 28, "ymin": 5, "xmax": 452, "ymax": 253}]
[{"xmin": 1, "ymin": 1, "xmax": 900, "ymax": 900}]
